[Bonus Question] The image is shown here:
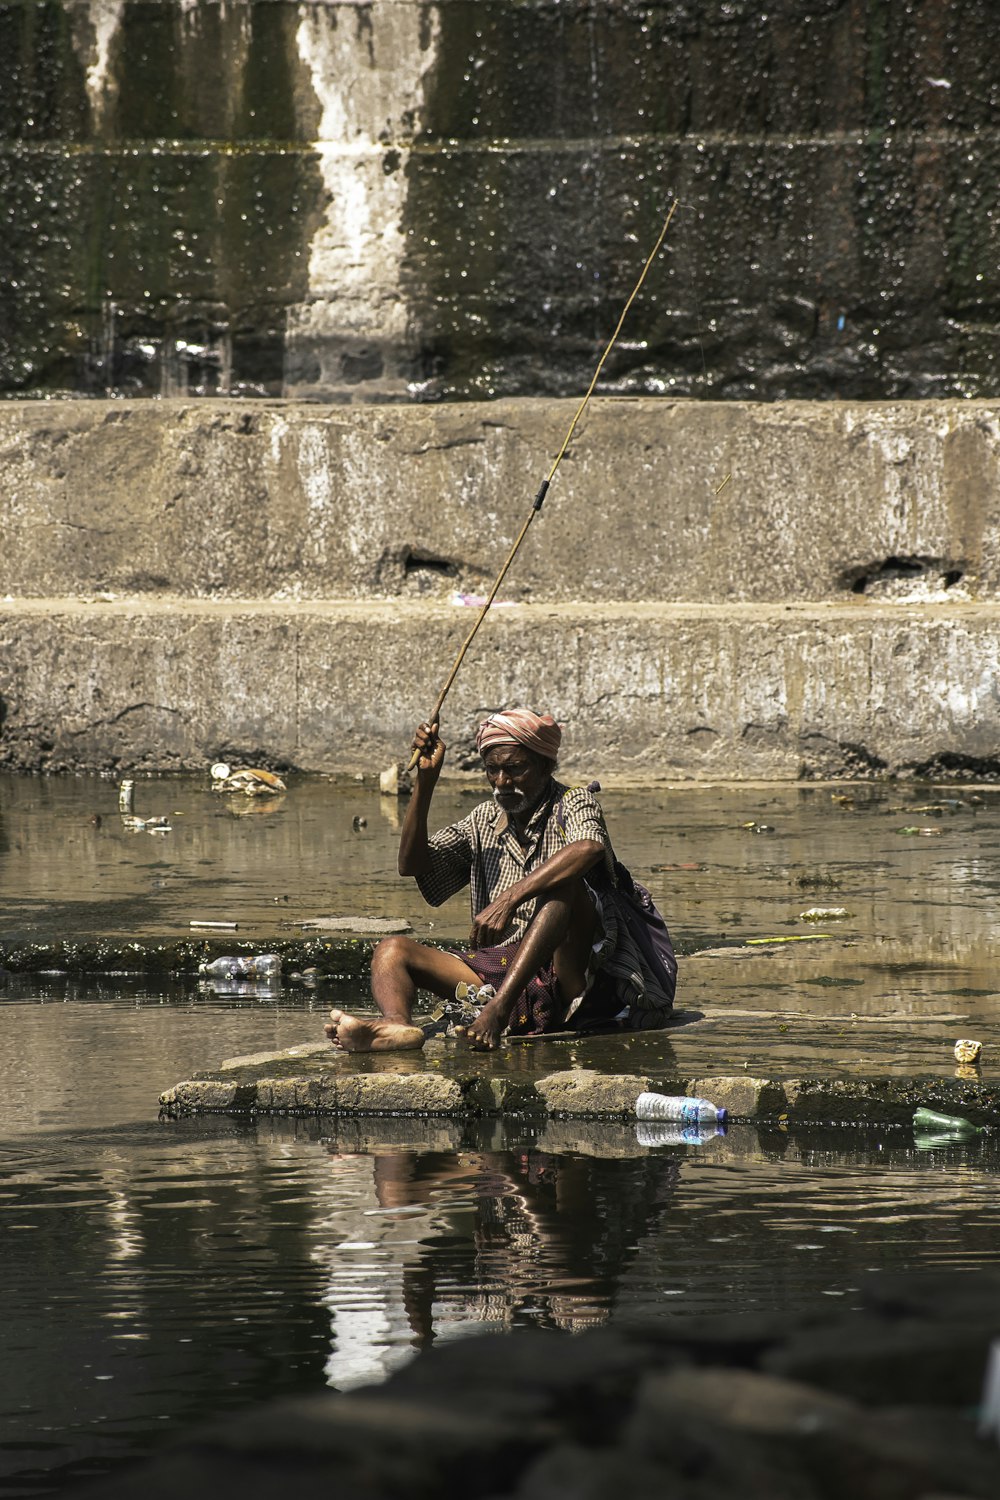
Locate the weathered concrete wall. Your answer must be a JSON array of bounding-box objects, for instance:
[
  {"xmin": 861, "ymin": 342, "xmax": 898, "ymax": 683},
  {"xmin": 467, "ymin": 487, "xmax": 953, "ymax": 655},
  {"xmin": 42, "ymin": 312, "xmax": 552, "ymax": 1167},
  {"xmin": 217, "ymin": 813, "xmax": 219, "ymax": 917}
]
[
  {"xmin": 2, "ymin": 1, "xmax": 998, "ymax": 401},
  {"xmin": 2, "ymin": 397, "xmax": 998, "ymax": 603},
  {"xmin": 3, "ymin": 397, "xmax": 999, "ymax": 778},
  {"xmin": 3, "ymin": 596, "xmax": 1000, "ymax": 778}
]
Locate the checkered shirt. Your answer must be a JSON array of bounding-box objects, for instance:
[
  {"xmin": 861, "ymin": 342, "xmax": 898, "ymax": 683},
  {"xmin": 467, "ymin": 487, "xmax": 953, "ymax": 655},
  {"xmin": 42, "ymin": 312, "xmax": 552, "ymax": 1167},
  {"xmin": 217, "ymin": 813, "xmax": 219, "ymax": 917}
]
[{"xmin": 415, "ymin": 780, "xmax": 614, "ymax": 940}]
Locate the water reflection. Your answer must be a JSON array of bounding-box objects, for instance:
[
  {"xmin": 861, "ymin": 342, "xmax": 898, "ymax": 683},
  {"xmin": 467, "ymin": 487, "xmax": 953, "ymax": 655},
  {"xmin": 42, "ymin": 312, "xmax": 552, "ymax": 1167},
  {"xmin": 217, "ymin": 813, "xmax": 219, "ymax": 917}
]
[
  {"xmin": 2, "ymin": 769, "xmax": 1000, "ymax": 1491},
  {"xmin": 316, "ymin": 1144, "xmax": 681, "ymax": 1391},
  {"xmin": 1, "ymin": 1083, "xmax": 999, "ymax": 1492}
]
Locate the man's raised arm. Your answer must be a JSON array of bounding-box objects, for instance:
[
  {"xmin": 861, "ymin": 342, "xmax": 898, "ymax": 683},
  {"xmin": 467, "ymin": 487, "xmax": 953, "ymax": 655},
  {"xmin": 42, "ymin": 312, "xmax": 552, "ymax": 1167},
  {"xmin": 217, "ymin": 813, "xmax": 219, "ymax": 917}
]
[{"xmin": 397, "ymin": 721, "xmax": 445, "ymax": 876}]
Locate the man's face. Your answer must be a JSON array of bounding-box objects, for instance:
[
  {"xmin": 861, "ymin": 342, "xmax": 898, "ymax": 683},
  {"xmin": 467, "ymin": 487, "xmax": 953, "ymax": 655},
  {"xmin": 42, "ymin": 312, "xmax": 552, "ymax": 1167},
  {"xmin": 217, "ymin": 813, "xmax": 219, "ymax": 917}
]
[{"xmin": 482, "ymin": 744, "xmax": 551, "ymax": 817}]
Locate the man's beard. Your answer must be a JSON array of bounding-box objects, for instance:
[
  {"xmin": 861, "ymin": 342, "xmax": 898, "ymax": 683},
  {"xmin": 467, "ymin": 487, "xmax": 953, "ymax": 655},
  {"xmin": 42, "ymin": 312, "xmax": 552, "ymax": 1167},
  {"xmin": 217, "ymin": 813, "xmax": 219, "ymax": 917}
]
[{"xmin": 493, "ymin": 788, "xmax": 528, "ymax": 813}]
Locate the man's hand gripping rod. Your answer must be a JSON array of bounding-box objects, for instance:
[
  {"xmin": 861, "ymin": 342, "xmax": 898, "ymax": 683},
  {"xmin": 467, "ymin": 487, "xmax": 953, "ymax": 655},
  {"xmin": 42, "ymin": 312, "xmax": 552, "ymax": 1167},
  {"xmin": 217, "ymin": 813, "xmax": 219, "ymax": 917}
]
[{"xmin": 406, "ymin": 199, "xmax": 680, "ymax": 772}]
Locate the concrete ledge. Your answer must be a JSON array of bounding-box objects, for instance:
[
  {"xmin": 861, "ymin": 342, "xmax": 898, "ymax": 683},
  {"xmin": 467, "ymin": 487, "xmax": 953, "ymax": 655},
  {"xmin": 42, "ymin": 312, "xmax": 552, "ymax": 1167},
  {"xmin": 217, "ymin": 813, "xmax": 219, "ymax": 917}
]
[
  {"xmin": 3, "ymin": 400, "xmax": 999, "ymax": 604},
  {"xmin": 0, "ymin": 937, "xmax": 375, "ymax": 978},
  {"xmin": 5, "ymin": 596, "xmax": 1000, "ymax": 778},
  {"xmin": 158, "ymin": 1064, "xmax": 1000, "ymax": 1126}
]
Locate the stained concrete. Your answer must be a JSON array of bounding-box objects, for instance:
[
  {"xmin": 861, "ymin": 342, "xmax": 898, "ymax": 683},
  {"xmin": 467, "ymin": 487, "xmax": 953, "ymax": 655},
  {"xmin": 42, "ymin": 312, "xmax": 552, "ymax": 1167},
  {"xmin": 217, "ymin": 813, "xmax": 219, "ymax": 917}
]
[
  {"xmin": 3, "ymin": 594, "xmax": 1000, "ymax": 779},
  {"xmin": 2, "ymin": 397, "xmax": 1000, "ymax": 780},
  {"xmin": 2, "ymin": 399, "xmax": 997, "ymax": 603},
  {"xmin": 5, "ymin": 4, "xmax": 1000, "ymax": 402},
  {"xmin": 159, "ymin": 1058, "xmax": 1000, "ymax": 1127}
]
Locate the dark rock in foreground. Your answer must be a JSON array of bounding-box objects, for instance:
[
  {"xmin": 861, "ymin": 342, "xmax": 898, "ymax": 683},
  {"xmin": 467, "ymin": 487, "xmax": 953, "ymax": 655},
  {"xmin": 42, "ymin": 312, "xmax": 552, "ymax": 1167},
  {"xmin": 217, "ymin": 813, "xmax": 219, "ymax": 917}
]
[{"xmin": 77, "ymin": 1272, "xmax": 1000, "ymax": 1499}]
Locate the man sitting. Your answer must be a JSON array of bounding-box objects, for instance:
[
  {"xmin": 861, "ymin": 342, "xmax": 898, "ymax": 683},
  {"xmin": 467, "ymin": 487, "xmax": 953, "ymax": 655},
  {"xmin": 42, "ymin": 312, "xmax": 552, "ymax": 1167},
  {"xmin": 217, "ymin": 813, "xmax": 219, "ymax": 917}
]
[{"xmin": 325, "ymin": 708, "xmax": 676, "ymax": 1052}]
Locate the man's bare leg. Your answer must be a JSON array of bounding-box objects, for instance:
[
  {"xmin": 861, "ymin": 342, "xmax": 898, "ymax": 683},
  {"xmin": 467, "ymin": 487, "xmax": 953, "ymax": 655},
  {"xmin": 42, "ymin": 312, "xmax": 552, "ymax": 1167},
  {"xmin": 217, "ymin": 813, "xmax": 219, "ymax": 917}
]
[
  {"xmin": 325, "ymin": 935, "xmax": 481, "ymax": 1053},
  {"xmin": 465, "ymin": 880, "xmax": 598, "ymax": 1050}
]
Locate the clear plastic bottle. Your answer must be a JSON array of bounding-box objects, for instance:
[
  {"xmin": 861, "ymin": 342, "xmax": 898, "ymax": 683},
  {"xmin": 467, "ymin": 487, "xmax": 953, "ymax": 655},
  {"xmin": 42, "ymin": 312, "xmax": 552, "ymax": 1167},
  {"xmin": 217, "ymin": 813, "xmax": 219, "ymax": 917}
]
[
  {"xmin": 634, "ymin": 1091, "xmax": 728, "ymax": 1127},
  {"xmin": 198, "ymin": 954, "xmax": 282, "ymax": 979},
  {"xmin": 635, "ymin": 1121, "xmax": 727, "ymax": 1148}
]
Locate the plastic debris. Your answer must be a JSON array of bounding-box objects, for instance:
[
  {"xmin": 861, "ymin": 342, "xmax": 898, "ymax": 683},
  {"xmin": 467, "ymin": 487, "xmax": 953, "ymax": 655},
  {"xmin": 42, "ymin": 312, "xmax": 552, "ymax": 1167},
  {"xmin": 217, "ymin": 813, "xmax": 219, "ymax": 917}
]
[
  {"xmin": 197, "ymin": 978, "xmax": 280, "ymax": 999},
  {"xmin": 741, "ymin": 821, "xmax": 774, "ymax": 834},
  {"xmin": 913, "ymin": 1106, "xmax": 983, "ymax": 1137},
  {"xmin": 954, "ymin": 1038, "xmax": 983, "ymax": 1066},
  {"xmin": 634, "ymin": 1092, "xmax": 728, "ymax": 1127},
  {"xmin": 450, "ymin": 592, "xmax": 515, "ymax": 607},
  {"xmin": 117, "ymin": 777, "xmax": 170, "ymax": 832},
  {"xmin": 799, "ymin": 907, "xmax": 852, "ymax": 921},
  {"xmin": 420, "ymin": 983, "xmax": 495, "ymax": 1038},
  {"xmin": 296, "ymin": 917, "xmax": 412, "ymax": 935},
  {"xmin": 745, "ymin": 933, "xmax": 832, "ymax": 945},
  {"xmin": 287, "ymin": 967, "xmax": 321, "ymax": 987},
  {"xmin": 979, "ymin": 1340, "xmax": 1000, "ymax": 1444},
  {"xmin": 211, "ymin": 766, "xmax": 286, "ymax": 796},
  {"xmin": 198, "ymin": 954, "xmax": 281, "ymax": 979},
  {"xmin": 120, "ymin": 814, "xmax": 172, "ymax": 834},
  {"xmin": 896, "ymin": 825, "xmax": 943, "ymax": 836},
  {"xmin": 379, "ymin": 763, "xmax": 411, "ymax": 797},
  {"xmin": 636, "ymin": 1121, "xmax": 727, "ymax": 1148}
]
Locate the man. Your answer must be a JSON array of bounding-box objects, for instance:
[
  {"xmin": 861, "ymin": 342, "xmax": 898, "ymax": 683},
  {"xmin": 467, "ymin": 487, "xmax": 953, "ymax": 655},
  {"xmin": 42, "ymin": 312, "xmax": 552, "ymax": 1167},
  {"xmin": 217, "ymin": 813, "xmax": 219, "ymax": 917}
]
[{"xmin": 325, "ymin": 708, "xmax": 676, "ymax": 1052}]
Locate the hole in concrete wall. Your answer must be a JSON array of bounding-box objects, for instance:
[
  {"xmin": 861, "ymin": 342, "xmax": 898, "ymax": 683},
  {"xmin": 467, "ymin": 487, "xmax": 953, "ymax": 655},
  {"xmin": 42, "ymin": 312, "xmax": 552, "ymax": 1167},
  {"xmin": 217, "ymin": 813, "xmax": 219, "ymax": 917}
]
[
  {"xmin": 121, "ymin": 573, "xmax": 173, "ymax": 593},
  {"xmin": 402, "ymin": 548, "xmax": 457, "ymax": 579},
  {"xmin": 841, "ymin": 556, "xmax": 965, "ymax": 598}
]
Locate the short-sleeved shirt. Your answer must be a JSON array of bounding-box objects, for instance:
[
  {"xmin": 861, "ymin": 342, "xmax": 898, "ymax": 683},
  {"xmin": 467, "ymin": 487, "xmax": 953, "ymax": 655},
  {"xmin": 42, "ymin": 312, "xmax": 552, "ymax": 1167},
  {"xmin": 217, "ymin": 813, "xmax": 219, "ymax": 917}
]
[{"xmin": 416, "ymin": 779, "xmax": 613, "ymax": 942}]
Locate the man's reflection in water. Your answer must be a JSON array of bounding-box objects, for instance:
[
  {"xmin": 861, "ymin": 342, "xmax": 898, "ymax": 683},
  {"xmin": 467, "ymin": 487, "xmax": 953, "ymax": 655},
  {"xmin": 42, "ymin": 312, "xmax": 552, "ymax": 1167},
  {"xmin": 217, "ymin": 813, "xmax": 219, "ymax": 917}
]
[{"xmin": 321, "ymin": 1144, "xmax": 680, "ymax": 1388}]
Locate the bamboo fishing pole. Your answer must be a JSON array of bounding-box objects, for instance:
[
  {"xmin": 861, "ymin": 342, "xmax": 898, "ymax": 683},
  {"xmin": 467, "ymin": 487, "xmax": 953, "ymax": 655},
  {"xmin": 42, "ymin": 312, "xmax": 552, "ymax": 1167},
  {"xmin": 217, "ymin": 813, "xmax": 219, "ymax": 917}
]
[{"xmin": 406, "ymin": 198, "xmax": 680, "ymax": 771}]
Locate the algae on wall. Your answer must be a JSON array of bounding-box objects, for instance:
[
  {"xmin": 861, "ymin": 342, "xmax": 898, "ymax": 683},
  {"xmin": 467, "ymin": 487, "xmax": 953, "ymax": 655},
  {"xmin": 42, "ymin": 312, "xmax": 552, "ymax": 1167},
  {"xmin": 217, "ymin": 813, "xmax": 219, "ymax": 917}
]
[{"xmin": 1, "ymin": 0, "xmax": 998, "ymax": 402}]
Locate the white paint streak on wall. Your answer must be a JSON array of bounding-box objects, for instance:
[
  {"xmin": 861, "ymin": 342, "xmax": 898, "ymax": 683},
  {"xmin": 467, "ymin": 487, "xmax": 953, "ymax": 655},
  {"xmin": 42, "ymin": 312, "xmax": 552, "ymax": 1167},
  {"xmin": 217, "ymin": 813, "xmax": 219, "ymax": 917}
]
[
  {"xmin": 76, "ymin": 0, "xmax": 127, "ymax": 122},
  {"xmin": 289, "ymin": 1, "xmax": 441, "ymax": 353}
]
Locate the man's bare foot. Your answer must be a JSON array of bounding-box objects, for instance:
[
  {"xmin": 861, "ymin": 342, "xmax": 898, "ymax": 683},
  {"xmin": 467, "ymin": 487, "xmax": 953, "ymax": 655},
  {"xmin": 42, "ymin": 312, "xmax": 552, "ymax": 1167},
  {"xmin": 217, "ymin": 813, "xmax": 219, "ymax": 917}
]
[
  {"xmin": 460, "ymin": 998, "xmax": 509, "ymax": 1051},
  {"xmin": 325, "ymin": 1008, "xmax": 424, "ymax": 1053}
]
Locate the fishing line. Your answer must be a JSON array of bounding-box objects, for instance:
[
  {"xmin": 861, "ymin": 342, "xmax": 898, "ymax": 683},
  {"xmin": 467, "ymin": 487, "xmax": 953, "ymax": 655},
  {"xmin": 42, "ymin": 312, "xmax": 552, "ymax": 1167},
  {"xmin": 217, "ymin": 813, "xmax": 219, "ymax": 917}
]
[{"xmin": 406, "ymin": 198, "xmax": 681, "ymax": 770}]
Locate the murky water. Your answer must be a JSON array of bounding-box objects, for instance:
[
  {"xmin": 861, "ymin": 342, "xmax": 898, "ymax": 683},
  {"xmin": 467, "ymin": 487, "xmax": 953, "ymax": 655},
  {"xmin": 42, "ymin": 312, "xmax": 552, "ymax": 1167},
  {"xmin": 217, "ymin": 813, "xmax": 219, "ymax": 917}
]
[{"xmin": 1, "ymin": 774, "xmax": 999, "ymax": 1493}]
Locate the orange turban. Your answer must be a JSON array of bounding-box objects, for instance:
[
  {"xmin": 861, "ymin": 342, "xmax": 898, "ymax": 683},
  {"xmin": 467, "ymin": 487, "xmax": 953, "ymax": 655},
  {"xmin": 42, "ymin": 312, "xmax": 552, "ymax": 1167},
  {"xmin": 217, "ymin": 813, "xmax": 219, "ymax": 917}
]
[{"xmin": 476, "ymin": 709, "xmax": 562, "ymax": 762}]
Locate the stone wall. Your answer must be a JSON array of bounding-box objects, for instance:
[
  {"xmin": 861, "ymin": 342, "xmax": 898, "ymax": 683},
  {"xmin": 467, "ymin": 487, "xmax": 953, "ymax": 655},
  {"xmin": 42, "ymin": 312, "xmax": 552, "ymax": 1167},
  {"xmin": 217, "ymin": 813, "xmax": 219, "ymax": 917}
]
[{"xmin": 2, "ymin": 0, "xmax": 998, "ymax": 402}]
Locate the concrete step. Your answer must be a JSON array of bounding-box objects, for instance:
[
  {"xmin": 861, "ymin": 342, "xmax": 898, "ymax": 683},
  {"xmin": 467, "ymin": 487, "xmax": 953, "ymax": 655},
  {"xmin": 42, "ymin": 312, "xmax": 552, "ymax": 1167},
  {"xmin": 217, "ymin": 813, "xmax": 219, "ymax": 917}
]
[
  {"xmin": 2, "ymin": 398, "xmax": 998, "ymax": 604},
  {"xmin": 2, "ymin": 595, "xmax": 998, "ymax": 777}
]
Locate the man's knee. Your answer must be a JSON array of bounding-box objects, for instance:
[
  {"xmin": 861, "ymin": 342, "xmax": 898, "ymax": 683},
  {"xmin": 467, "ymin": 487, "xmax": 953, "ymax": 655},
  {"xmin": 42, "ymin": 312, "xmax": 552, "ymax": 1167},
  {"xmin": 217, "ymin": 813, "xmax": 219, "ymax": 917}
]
[
  {"xmin": 540, "ymin": 877, "xmax": 596, "ymax": 929},
  {"xmin": 372, "ymin": 935, "xmax": 422, "ymax": 972}
]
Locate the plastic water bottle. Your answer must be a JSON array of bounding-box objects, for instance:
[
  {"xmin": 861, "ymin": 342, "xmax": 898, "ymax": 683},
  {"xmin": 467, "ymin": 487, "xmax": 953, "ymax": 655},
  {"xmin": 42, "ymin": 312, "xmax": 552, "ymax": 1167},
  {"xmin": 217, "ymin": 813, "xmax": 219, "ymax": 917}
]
[
  {"xmin": 635, "ymin": 1121, "xmax": 727, "ymax": 1148},
  {"xmin": 634, "ymin": 1092, "xmax": 728, "ymax": 1127},
  {"xmin": 198, "ymin": 954, "xmax": 281, "ymax": 979}
]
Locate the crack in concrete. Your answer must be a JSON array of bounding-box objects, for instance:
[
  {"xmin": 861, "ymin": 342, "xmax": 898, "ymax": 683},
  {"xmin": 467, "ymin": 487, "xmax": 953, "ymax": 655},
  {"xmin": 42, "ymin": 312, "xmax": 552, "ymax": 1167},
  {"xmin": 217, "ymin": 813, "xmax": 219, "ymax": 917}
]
[{"xmin": 68, "ymin": 702, "xmax": 183, "ymax": 736}]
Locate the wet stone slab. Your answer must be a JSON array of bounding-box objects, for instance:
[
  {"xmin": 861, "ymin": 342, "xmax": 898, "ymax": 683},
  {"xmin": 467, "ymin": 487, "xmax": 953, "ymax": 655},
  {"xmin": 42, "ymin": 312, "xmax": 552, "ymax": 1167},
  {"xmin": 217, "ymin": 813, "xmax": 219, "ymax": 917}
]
[{"xmin": 159, "ymin": 1055, "xmax": 1000, "ymax": 1129}]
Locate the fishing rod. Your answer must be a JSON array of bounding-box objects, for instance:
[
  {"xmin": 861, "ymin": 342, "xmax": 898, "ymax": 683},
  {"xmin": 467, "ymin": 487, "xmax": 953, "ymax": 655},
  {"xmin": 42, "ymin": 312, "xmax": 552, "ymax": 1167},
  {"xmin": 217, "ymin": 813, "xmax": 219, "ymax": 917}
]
[{"xmin": 406, "ymin": 198, "xmax": 680, "ymax": 772}]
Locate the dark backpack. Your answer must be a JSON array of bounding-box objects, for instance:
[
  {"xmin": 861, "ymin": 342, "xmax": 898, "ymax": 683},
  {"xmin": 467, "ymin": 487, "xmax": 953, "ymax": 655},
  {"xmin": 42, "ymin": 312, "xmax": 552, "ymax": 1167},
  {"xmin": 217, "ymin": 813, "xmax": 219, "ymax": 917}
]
[{"xmin": 554, "ymin": 793, "xmax": 677, "ymax": 1004}]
